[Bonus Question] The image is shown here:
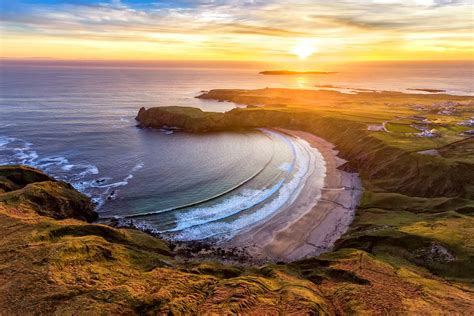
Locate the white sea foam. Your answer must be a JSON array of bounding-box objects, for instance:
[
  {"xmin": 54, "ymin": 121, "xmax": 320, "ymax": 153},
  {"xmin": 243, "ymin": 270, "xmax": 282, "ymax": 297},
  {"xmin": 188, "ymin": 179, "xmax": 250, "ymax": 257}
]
[
  {"xmin": 14, "ymin": 148, "xmax": 38, "ymax": 164},
  {"xmin": 77, "ymin": 162, "xmax": 144, "ymax": 208},
  {"xmin": 37, "ymin": 156, "xmax": 69, "ymax": 167},
  {"xmin": 278, "ymin": 162, "xmax": 292, "ymax": 172},
  {"xmin": 0, "ymin": 134, "xmax": 111, "ymax": 206},
  {"xmin": 96, "ymin": 180, "xmax": 129, "ymax": 188},
  {"xmin": 166, "ymin": 182, "xmax": 284, "ymax": 233},
  {"xmin": 77, "ymin": 165, "xmax": 99, "ymax": 177},
  {"xmin": 131, "ymin": 162, "xmax": 144, "ymax": 172},
  {"xmin": 0, "ymin": 133, "xmax": 140, "ymax": 210},
  {"xmin": 62, "ymin": 164, "xmax": 75, "ymax": 171},
  {"xmin": 170, "ymin": 135, "xmax": 318, "ymax": 241},
  {"xmin": 0, "ymin": 137, "xmax": 55, "ymax": 169},
  {"xmin": 0, "ymin": 136, "xmax": 15, "ymax": 147},
  {"xmin": 164, "ymin": 155, "xmax": 292, "ymax": 232},
  {"xmin": 93, "ymin": 162, "xmax": 143, "ymax": 189}
]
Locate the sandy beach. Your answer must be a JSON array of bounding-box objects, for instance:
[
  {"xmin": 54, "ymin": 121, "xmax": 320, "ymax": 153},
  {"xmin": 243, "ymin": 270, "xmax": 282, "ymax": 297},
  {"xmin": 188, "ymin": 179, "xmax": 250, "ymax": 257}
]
[{"xmin": 229, "ymin": 129, "xmax": 362, "ymax": 262}]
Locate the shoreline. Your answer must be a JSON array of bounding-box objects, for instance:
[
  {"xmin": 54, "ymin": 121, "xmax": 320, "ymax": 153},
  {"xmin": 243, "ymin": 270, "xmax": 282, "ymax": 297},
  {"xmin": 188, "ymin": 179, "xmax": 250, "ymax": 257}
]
[
  {"xmin": 108, "ymin": 128, "xmax": 362, "ymax": 264},
  {"xmin": 226, "ymin": 129, "xmax": 362, "ymax": 262}
]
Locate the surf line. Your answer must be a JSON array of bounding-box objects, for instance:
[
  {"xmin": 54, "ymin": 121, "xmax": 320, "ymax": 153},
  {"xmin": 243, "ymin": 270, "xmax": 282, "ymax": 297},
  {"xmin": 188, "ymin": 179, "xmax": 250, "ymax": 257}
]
[
  {"xmin": 100, "ymin": 129, "xmax": 283, "ymax": 220},
  {"xmin": 168, "ymin": 134, "xmax": 312, "ymax": 241},
  {"xmin": 159, "ymin": 129, "xmax": 300, "ymax": 235}
]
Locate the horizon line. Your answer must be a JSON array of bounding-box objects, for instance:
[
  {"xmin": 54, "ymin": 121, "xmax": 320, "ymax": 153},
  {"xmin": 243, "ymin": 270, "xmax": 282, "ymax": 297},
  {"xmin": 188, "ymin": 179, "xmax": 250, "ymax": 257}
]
[{"xmin": 2, "ymin": 58, "xmax": 473, "ymax": 64}]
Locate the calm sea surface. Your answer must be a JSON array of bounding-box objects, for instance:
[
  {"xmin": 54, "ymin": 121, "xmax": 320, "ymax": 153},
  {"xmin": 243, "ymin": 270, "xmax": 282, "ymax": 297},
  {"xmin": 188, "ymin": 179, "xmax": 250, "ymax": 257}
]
[{"xmin": 1, "ymin": 61, "xmax": 472, "ymax": 239}]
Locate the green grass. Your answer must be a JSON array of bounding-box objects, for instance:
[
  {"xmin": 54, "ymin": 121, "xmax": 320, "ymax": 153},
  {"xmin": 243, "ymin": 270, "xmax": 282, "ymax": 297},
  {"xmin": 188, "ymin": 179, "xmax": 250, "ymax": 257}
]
[
  {"xmin": 340, "ymin": 190, "xmax": 474, "ymax": 283},
  {"xmin": 385, "ymin": 122, "xmax": 418, "ymax": 133}
]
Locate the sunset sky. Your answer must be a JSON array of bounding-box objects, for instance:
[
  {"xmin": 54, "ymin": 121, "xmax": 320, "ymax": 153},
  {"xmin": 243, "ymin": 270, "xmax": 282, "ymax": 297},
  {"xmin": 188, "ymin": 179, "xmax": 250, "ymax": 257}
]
[{"xmin": 1, "ymin": 0, "xmax": 473, "ymax": 62}]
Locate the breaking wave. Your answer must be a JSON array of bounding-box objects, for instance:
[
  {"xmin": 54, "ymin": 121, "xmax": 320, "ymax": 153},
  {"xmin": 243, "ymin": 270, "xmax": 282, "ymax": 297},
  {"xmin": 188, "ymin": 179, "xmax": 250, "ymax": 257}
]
[
  {"xmin": 114, "ymin": 132, "xmax": 324, "ymax": 242},
  {"xmin": 0, "ymin": 135, "xmax": 143, "ymax": 208},
  {"xmin": 169, "ymin": 137, "xmax": 316, "ymax": 241}
]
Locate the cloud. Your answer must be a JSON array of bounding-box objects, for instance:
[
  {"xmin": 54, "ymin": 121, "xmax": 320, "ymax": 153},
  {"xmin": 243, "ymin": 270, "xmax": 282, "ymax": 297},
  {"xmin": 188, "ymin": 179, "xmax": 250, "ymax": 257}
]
[{"xmin": 1, "ymin": 0, "xmax": 473, "ymax": 60}]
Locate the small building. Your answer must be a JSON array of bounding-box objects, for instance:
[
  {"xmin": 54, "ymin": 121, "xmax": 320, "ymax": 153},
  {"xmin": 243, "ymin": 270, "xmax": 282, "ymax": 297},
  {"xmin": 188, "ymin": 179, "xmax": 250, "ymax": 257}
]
[
  {"xmin": 367, "ymin": 124, "xmax": 384, "ymax": 132},
  {"xmin": 407, "ymin": 115, "xmax": 427, "ymax": 121},
  {"xmin": 417, "ymin": 129, "xmax": 440, "ymax": 138},
  {"xmin": 457, "ymin": 118, "xmax": 474, "ymax": 127}
]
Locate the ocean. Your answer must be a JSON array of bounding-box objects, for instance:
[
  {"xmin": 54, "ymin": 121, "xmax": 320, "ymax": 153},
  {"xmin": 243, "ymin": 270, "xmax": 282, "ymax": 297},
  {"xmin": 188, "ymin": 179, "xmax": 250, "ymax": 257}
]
[{"xmin": 1, "ymin": 61, "xmax": 472, "ymax": 240}]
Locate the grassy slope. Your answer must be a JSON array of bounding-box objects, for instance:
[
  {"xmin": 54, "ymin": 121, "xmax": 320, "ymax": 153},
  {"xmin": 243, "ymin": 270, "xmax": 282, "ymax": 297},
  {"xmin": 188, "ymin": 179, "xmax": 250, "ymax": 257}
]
[{"xmin": 2, "ymin": 198, "xmax": 472, "ymax": 314}]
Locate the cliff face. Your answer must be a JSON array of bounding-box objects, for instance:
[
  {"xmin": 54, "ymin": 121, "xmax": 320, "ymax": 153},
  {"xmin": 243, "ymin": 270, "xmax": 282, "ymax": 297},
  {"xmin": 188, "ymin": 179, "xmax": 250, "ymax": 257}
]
[{"xmin": 0, "ymin": 165, "xmax": 97, "ymax": 222}]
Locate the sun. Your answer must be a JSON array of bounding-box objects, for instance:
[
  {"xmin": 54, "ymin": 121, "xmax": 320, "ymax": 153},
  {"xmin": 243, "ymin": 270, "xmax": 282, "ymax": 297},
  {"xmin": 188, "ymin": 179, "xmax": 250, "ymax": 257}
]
[{"xmin": 291, "ymin": 40, "xmax": 318, "ymax": 59}]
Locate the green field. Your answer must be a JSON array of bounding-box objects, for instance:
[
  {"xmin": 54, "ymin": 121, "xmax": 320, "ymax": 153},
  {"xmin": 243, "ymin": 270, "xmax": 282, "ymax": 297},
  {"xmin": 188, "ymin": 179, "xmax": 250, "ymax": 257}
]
[{"xmin": 385, "ymin": 122, "xmax": 418, "ymax": 133}]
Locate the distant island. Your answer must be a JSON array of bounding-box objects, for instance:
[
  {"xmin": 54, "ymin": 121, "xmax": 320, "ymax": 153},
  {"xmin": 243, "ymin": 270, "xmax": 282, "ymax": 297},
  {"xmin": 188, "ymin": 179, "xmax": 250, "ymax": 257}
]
[
  {"xmin": 259, "ymin": 70, "xmax": 337, "ymax": 75},
  {"xmin": 407, "ymin": 88, "xmax": 446, "ymax": 93}
]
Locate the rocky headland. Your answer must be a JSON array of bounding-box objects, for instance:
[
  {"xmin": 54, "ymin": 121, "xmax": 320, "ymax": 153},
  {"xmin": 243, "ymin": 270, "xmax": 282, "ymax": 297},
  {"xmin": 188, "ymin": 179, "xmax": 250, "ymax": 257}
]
[{"xmin": 136, "ymin": 91, "xmax": 474, "ymax": 199}]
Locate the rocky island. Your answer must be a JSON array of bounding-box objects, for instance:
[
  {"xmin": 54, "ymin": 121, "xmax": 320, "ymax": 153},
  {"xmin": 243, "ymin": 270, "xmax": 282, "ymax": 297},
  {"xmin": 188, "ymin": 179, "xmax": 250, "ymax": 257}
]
[{"xmin": 407, "ymin": 88, "xmax": 447, "ymax": 93}]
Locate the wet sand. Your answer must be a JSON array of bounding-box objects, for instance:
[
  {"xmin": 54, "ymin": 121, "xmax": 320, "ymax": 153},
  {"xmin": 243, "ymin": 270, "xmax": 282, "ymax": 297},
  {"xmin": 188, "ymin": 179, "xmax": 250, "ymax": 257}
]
[{"xmin": 229, "ymin": 129, "xmax": 362, "ymax": 262}]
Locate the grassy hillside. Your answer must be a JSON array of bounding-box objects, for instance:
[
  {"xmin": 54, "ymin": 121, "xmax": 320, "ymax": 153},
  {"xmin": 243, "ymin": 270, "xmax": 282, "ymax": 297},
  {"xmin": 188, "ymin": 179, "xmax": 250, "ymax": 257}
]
[{"xmin": 1, "ymin": 165, "xmax": 473, "ymax": 314}]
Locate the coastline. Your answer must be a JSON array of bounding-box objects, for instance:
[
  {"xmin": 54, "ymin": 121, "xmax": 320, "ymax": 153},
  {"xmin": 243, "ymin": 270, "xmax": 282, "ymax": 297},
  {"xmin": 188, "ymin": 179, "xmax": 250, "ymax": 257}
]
[
  {"xmin": 228, "ymin": 129, "xmax": 362, "ymax": 261},
  {"xmin": 108, "ymin": 128, "xmax": 362, "ymax": 264}
]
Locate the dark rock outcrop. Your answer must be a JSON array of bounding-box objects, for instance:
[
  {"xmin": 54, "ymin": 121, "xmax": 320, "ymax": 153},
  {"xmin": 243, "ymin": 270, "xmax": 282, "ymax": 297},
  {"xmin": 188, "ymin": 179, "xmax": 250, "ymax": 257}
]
[
  {"xmin": 0, "ymin": 165, "xmax": 55, "ymax": 193},
  {"xmin": 0, "ymin": 165, "xmax": 97, "ymax": 222}
]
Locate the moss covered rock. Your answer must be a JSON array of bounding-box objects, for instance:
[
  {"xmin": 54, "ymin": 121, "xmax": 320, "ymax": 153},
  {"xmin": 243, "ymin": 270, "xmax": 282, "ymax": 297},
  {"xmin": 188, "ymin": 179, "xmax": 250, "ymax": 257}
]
[{"xmin": 0, "ymin": 165, "xmax": 97, "ymax": 222}]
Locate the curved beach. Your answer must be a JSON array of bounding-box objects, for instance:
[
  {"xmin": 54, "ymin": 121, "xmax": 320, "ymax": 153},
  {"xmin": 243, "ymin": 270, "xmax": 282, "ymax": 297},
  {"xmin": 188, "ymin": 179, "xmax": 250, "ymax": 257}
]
[
  {"xmin": 149, "ymin": 128, "xmax": 320, "ymax": 241},
  {"xmin": 134, "ymin": 106, "xmax": 363, "ymax": 261},
  {"xmin": 228, "ymin": 129, "xmax": 362, "ymax": 261}
]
